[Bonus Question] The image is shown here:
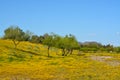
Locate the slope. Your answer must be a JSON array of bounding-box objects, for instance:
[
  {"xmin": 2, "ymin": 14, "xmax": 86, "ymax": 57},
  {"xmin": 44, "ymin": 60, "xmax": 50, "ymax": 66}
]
[{"xmin": 0, "ymin": 39, "xmax": 120, "ymax": 80}]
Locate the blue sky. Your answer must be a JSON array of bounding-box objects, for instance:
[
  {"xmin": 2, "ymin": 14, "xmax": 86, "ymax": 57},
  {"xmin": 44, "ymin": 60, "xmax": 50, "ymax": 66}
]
[{"xmin": 0, "ymin": 0, "xmax": 120, "ymax": 46}]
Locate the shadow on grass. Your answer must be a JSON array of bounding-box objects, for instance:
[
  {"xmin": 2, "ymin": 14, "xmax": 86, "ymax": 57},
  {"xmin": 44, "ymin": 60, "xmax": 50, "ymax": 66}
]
[
  {"xmin": 3, "ymin": 45, "xmax": 40, "ymax": 56},
  {"xmin": 16, "ymin": 48, "xmax": 40, "ymax": 56}
]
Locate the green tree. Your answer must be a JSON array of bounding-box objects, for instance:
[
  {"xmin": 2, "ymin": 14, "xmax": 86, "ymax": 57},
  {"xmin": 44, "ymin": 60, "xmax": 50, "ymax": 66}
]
[
  {"xmin": 24, "ymin": 30, "xmax": 33, "ymax": 41},
  {"xmin": 63, "ymin": 34, "xmax": 79, "ymax": 56},
  {"xmin": 80, "ymin": 41, "xmax": 102, "ymax": 53},
  {"xmin": 42, "ymin": 33, "xmax": 54, "ymax": 57},
  {"xmin": 4, "ymin": 26, "xmax": 29, "ymax": 49},
  {"xmin": 58, "ymin": 37, "xmax": 66, "ymax": 56},
  {"xmin": 30, "ymin": 35, "xmax": 40, "ymax": 43},
  {"xmin": 54, "ymin": 34, "xmax": 79, "ymax": 56},
  {"xmin": 53, "ymin": 35, "xmax": 66, "ymax": 56},
  {"xmin": 105, "ymin": 44, "xmax": 114, "ymax": 52},
  {"xmin": 114, "ymin": 47, "xmax": 120, "ymax": 53}
]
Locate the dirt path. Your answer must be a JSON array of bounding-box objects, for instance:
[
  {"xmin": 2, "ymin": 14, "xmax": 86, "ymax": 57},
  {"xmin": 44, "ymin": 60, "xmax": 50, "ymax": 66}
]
[{"xmin": 91, "ymin": 56, "xmax": 120, "ymax": 66}]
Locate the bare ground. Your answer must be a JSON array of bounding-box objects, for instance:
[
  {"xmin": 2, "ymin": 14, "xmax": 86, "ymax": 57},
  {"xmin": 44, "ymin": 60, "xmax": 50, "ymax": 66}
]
[{"xmin": 91, "ymin": 56, "xmax": 120, "ymax": 66}]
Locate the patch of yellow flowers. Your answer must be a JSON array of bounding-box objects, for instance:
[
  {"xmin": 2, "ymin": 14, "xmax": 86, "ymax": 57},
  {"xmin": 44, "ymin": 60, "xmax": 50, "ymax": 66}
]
[{"xmin": 0, "ymin": 39, "xmax": 120, "ymax": 80}]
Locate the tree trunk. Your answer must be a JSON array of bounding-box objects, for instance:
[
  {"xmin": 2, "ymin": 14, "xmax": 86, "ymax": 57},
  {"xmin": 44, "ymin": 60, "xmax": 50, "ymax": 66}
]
[
  {"xmin": 48, "ymin": 46, "xmax": 50, "ymax": 57},
  {"xmin": 62, "ymin": 48, "xmax": 65, "ymax": 56},
  {"xmin": 65, "ymin": 49, "xmax": 69, "ymax": 56},
  {"xmin": 12, "ymin": 40, "xmax": 20, "ymax": 49},
  {"xmin": 70, "ymin": 49, "xmax": 73, "ymax": 55}
]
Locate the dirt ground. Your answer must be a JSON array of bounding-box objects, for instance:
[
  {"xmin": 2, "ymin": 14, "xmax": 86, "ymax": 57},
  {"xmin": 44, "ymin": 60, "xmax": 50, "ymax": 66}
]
[{"xmin": 91, "ymin": 56, "xmax": 120, "ymax": 66}]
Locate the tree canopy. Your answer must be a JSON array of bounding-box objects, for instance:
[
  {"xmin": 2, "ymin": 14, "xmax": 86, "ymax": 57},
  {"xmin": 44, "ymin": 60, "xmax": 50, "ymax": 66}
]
[{"xmin": 4, "ymin": 26, "xmax": 31, "ymax": 48}]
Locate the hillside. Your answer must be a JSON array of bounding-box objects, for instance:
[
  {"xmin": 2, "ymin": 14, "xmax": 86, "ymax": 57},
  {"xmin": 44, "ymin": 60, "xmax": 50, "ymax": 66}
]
[
  {"xmin": 0, "ymin": 39, "xmax": 120, "ymax": 80},
  {"xmin": 0, "ymin": 39, "xmax": 61, "ymax": 62}
]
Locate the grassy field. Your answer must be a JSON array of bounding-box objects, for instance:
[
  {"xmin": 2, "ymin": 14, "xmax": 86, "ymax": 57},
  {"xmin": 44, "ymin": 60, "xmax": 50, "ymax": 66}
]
[{"xmin": 0, "ymin": 39, "xmax": 120, "ymax": 80}]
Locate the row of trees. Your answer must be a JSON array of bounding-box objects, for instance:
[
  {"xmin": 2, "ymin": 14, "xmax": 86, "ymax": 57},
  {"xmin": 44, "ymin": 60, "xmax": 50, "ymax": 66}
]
[
  {"xmin": 2, "ymin": 26, "xmax": 120, "ymax": 57},
  {"xmin": 30, "ymin": 33, "xmax": 79, "ymax": 56},
  {"xmin": 3, "ymin": 26, "xmax": 79, "ymax": 57}
]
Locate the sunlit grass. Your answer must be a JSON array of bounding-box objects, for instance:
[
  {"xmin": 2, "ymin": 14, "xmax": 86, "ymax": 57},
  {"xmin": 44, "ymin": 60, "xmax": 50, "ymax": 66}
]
[{"xmin": 0, "ymin": 39, "xmax": 120, "ymax": 80}]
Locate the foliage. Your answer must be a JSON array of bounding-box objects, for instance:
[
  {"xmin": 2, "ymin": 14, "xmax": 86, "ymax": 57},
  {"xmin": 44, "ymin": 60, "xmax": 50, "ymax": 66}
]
[
  {"xmin": 79, "ymin": 42, "xmax": 115, "ymax": 53},
  {"xmin": 30, "ymin": 35, "xmax": 40, "ymax": 43},
  {"xmin": 42, "ymin": 33, "xmax": 54, "ymax": 57},
  {"xmin": 3, "ymin": 26, "xmax": 31, "ymax": 48},
  {"xmin": 114, "ymin": 47, "xmax": 120, "ymax": 53}
]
